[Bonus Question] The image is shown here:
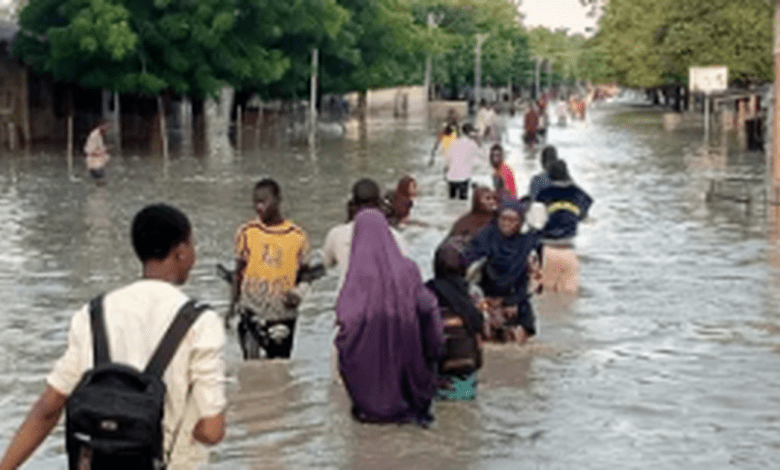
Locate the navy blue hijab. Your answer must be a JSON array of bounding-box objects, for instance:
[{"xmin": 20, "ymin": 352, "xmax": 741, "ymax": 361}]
[{"xmin": 465, "ymin": 199, "xmax": 541, "ymax": 302}]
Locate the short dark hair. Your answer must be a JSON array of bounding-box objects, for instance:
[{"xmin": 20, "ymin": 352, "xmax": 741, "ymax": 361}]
[
  {"xmin": 541, "ymin": 145, "xmax": 557, "ymax": 168},
  {"xmin": 548, "ymin": 159, "xmax": 571, "ymax": 182},
  {"xmin": 254, "ymin": 178, "xmax": 281, "ymax": 198},
  {"xmin": 462, "ymin": 123, "xmax": 474, "ymax": 135},
  {"xmin": 352, "ymin": 178, "xmax": 381, "ymax": 207},
  {"xmin": 131, "ymin": 204, "xmax": 191, "ymax": 262}
]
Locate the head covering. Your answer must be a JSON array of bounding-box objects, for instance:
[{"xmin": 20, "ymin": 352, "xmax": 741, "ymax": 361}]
[
  {"xmin": 465, "ymin": 216, "xmax": 541, "ymax": 335},
  {"xmin": 433, "ymin": 237, "xmax": 466, "ymax": 278},
  {"xmin": 427, "ymin": 237, "xmax": 484, "ymax": 334},
  {"xmin": 390, "ymin": 176, "xmax": 415, "ymax": 224},
  {"xmin": 498, "ymin": 197, "xmax": 529, "ymax": 221},
  {"xmin": 336, "ymin": 209, "xmax": 443, "ymax": 424},
  {"xmin": 395, "ymin": 176, "xmax": 415, "ymax": 199},
  {"xmin": 466, "ymin": 198, "xmax": 539, "ymax": 298},
  {"xmin": 449, "ymin": 186, "xmax": 497, "ymax": 239}
]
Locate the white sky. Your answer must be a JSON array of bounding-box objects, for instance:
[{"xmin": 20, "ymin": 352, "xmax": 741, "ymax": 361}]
[{"xmin": 518, "ymin": 0, "xmax": 598, "ymax": 36}]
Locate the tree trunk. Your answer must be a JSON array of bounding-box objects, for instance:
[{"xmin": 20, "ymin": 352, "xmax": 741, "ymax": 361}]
[
  {"xmin": 156, "ymin": 95, "xmax": 169, "ymax": 166},
  {"xmin": 20, "ymin": 67, "xmax": 30, "ymax": 148},
  {"xmin": 204, "ymin": 85, "xmax": 235, "ymax": 158},
  {"xmin": 113, "ymin": 92, "xmax": 121, "ymax": 154}
]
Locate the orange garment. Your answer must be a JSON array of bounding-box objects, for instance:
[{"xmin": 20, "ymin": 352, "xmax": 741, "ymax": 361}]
[
  {"xmin": 541, "ymin": 245, "xmax": 579, "ymax": 294},
  {"xmin": 439, "ymin": 133, "xmax": 457, "ymax": 157}
]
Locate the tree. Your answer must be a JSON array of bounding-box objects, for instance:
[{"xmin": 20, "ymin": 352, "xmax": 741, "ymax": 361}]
[
  {"xmin": 335, "ymin": 0, "xmax": 429, "ymax": 93},
  {"xmin": 591, "ymin": 0, "xmax": 670, "ymax": 89},
  {"xmin": 15, "ymin": 0, "xmax": 353, "ymax": 155},
  {"xmin": 660, "ymin": 0, "xmax": 772, "ymax": 86},
  {"xmin": 15, "ymin": 0, "xmax": 142, "ymax": 92},
  {"xmin": 243, "ymin": 0, "xmax": 352, "ymax": 99},
  {"xmin": 592, "ymin": 0, "xmax": 773, "ymax": 89},
  {"xmin": 413, "ymin": 0, "xmax": 532, "ymax": 99}
]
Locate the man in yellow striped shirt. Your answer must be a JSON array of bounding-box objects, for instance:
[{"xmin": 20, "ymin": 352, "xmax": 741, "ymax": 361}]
[{"xmin": 231, "ymin": 178, "xmax": 312, "ymax": 359}]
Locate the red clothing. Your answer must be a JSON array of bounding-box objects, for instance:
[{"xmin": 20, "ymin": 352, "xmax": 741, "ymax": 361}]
[
  {"xmin": 524, "ymin": 109, "xmax": 539, "ymax": 137},
  {"xmin": 498, "ymin": 163, "xmax": 517, "ymax": 198}
]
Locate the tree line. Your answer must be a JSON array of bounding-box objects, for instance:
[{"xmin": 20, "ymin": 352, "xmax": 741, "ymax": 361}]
[
  {"xmin": 13, "ymin": 0, "xmax": 537, "ymax": 102},
  {"xmin": 587, "ymin": 0, "xmax": 773, "ymax": 89}
]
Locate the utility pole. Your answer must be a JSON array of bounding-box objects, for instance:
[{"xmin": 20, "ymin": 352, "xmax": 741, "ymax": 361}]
[
  {"xmin": 424, "ymin": 12, "xmax": 443, "ymax": 102},
  {"xmin": 547, "ymin": 59, "xmax": 553, "ymax": 93},
  {"xmin": 309, "ymin": 48, "xmax": 318, "ymax": 148},
  {"xmin": 475, "ymin": 34, "xmax": 487, "ymax": 105},
  {"xmin": 535, "ymin": 57, "xmax": 542, "ymax": 99}
]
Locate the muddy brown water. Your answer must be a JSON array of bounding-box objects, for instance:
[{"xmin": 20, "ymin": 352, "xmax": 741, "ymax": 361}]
[{"xmin": 1, "ymin": 100, "xmax": 779, "ymax": 469}]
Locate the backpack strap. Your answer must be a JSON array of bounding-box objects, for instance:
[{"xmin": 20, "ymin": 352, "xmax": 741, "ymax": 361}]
[
  {"xmin": 88, "ymin": 294, "xmax": 111, "ymax": 366},
  {"xmin": 144, "ymin": 300, "xmax": 209, "ymax": 378}
]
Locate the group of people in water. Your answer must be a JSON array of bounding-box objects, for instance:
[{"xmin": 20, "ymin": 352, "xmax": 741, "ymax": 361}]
[
  {"xmin": 0, "ymin": 87, "xmax": 607, "ymax": 470},
  {"xmin": 225, "ymin": 105, "xmax": 592, "ymax": 425}
]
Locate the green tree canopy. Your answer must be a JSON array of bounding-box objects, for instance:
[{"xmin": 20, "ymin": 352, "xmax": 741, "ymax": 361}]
[
  {"xmin": 14, "ymin": 0, "xmax": 533, "ymax": 100},
  {"xmin": 661, "ymin": 0, "xmax": 772, "ymax": 86},
  {"xmin": 14, "ymin": 0, "xmax": 350, "ymax": 98},
  {"xmin": 591, "ymin": 0, "xmax": 772, "ymax": 88},
  {"xmin": 413, "ymin": 0, "xmax": 531, "ymax": 98}
]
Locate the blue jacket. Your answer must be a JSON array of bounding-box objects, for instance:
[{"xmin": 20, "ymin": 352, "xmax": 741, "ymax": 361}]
[{"xmin": 535, "ymin": 182, "xmax": 593, "ymax": 242}]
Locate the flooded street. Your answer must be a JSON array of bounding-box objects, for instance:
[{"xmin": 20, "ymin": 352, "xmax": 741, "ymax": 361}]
[{"xmin": 2, "ymin": 100, "xmax": 780, "ymax": 469}]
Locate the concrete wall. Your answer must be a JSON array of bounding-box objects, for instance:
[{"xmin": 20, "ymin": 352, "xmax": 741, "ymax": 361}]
[
  {"xmin": 344, "ymin": 85, "xmax": 428, "ymax": 119},
  {"xmin": 428, "ymin": 101, "xmax": 468, "ymax": 123}
]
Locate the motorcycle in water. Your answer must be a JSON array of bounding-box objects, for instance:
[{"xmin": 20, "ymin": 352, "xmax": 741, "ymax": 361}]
[{"xmin": 216, "ymin": 260, "xmax": 326, "ymax": 359}]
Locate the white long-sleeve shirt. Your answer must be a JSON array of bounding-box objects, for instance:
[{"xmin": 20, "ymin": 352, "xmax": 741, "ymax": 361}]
[{"xmin": 446, "ymin": 136, "xmax": 481, "ymax": 182}]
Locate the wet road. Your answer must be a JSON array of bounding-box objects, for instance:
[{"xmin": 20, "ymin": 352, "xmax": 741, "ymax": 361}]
[{"xmin": 1, "ymin": 99, "xmax": 779, "ymax": 469}]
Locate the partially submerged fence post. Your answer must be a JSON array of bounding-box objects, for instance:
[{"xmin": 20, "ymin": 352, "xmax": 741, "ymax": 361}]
[
  {"xmin": 157, "ymin": 95, "xmax": 169, "ymax": 178},
  {"xmin": 236, "ymin": 105, "xmax": 242, "ymax": 156},
  {"xmin": 309, "ymin": 48, "xmax": 318, "ymax": 148},
  {"xmin": 113, "ymin": 92, "xmax": 121, "ymax": 155},
  {"xmin": 67, "ymin": 87, "xmax": 74, "ymax": 180}
]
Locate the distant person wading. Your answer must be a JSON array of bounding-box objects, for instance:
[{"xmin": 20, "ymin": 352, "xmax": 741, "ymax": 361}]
[{"xmin": 446, "ymin": 123, "xmax": 482, "ymax": 200}]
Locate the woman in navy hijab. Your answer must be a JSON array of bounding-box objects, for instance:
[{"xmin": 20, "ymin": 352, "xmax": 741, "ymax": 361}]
[{"xmin": 465, "ymin": 199, "xmax": 542, "ymax": 343}]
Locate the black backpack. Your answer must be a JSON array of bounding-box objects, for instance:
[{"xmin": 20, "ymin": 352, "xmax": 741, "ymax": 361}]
[{"xmin": 65, "ymin": 294, "xmax": 209, "ymax": 470}]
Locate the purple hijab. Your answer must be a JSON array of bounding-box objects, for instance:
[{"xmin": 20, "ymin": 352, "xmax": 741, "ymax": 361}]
[{"xmin": 336, "ymin": 209, "xmax": 444, "ymax": 424}]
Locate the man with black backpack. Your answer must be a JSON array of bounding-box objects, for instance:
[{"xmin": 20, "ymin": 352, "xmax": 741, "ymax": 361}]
[{"xmin": 0, "ymin": 203, "xmax": 226, "ymax": 469}]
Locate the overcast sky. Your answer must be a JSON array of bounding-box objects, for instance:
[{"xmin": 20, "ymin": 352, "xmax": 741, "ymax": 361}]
[{"xmin": 518, "ymin": 0, "xmax": 598, "ymax": 36}]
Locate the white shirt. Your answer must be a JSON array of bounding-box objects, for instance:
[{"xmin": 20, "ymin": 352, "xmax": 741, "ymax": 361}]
[
  {"xmin": 322, "ymin": 221, "xmax": 409, "ymax": 290},
  {"xmin": 446, "ymin": 136, "xmax": 481, "ymax": 182},
  {"xmin": 83, "ymin": 128, "xmax": 109, "ymax": 170},
  {"xmin": 47, "ymin": 280, "xmax": 226, "ymax": 469}
]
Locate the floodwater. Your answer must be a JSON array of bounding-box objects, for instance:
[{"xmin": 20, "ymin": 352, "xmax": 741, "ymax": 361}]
[{"xmin": 2, "ymin": 99, "xmax": 780, "ymax": 469}]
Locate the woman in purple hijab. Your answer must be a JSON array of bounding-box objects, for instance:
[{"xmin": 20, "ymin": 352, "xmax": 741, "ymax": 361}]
[{"xmin": 336, "ymin": 209, "xmax": 445, "ymax": 425}]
